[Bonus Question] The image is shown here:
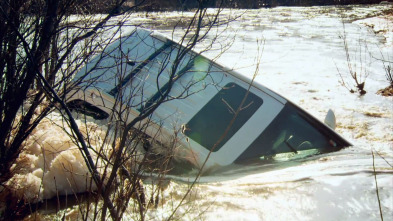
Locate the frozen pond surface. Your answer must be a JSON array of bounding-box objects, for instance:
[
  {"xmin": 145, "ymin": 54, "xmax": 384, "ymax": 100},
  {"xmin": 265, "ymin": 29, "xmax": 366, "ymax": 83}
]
[{"xmin": 133, "ymin": 5, "xmax": 393, "ymax": 221}]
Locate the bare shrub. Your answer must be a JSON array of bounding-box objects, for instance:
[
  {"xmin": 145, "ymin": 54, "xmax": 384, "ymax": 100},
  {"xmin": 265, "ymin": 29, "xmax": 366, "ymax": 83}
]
[
  {"xmin": 384, "ymin": 64, "xmax": 392, "ymax": 87},
  {"xmin": 336, "ymin": 22, "xmax": 370, "ymax": 96},
  {"xmin": 0, "ymin": 0, "xmax": 237, "ymax": 220}
]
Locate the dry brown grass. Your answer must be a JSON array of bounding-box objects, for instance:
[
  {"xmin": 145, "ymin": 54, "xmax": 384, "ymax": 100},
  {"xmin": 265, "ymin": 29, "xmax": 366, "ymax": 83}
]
[{"xmin": 377, "ymin": 85, "xmax": 393, "ymax": 96}]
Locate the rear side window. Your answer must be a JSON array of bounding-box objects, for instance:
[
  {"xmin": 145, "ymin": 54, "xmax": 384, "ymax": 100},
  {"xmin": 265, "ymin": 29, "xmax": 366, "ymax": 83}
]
[{"xmin": 185, "ymin": 83, "xmax": 263, "ymax": 152}]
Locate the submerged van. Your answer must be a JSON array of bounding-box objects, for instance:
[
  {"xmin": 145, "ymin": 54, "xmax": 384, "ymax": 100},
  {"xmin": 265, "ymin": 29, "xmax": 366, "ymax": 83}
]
[{"xmin": 67, "ymin": 27, "xmax": 351, "ymax": 171}]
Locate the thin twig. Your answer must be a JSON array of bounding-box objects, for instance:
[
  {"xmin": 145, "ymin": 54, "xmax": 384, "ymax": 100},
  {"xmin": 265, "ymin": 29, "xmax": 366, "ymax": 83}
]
[{"xmin": 371, "ymin": 149, "xmax": 384, "ymax": 221}]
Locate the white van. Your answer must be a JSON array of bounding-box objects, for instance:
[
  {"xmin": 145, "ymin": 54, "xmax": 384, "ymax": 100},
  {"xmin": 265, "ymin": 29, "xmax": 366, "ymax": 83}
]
[{"xmin": 67, "ymin": 28, "xmax": 351, "ymax": 171}]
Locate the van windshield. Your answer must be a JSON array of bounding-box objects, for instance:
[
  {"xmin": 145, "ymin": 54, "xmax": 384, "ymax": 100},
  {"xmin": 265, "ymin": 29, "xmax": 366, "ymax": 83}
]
[{"xmin": 235, "ymin": 103, "xmax": 349, "ymax": 163}]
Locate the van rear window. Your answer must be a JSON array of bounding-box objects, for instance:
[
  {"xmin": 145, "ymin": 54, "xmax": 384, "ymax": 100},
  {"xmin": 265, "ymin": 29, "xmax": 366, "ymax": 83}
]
[{"xmin": 185, "ymin": 83, "xmax": 263, "ymax": 152}]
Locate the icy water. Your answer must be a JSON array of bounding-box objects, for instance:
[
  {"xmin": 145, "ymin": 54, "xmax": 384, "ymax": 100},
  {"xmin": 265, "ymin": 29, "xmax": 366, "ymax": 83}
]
[
  {"xmin": 126, "ymin": 5, "xmax": 393, "ymax": 221},
  {"xmin": 17, "ymin": 5, "xmax": 392, "ymax": 221}
]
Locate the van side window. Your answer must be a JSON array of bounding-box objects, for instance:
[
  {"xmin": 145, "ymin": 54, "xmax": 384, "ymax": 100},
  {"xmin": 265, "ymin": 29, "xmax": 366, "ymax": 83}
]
[{"xmin": 185, "ymin": 83, "xmax": 263, "ymax": 152}]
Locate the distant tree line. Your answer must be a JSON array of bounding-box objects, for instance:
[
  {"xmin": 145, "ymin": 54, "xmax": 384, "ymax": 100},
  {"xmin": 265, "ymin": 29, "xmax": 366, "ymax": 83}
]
[
  {"xmin": 127, "ymin": 0, "xmax": 387, "ymax": 11},
  {"xmin": 18, "ymin": 0, "xmax": 390, "ymax": 14},
  {"xmin": 221, "ymin": 0, "xmax": 385, "ymax": 8}
]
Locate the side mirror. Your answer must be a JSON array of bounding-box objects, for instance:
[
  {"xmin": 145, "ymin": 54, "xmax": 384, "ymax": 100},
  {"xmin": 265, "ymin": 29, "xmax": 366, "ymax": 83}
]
[{"xmin": 324, "ymin": 109, "xmax": 336, "ymax": 130}]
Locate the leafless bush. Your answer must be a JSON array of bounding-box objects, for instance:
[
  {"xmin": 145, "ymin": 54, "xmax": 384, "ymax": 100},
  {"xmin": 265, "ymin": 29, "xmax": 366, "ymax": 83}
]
[
  {"xmin": 69, "ymin": 4, "xmax": 236, "ymax": 219},
  {"xmin": 0, "ymin": 0, "xmax": 237, "ymax": 220},
  {"xmin": 384, "ymin": 64, "xmax": 392, "ymax": 87},
  {"xmin": 0, "ymin": 0, "xmax": 151, "ymax": 219},
  {"xmin": 337, "ymin": 22, "xmax": 370, "ymax": 96}
]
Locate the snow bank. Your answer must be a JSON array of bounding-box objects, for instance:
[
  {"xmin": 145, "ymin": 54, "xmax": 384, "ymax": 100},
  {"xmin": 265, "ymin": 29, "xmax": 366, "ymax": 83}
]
[{"xmin": 5, "ymin": 112, "xmax": 109, "ymax": 202}]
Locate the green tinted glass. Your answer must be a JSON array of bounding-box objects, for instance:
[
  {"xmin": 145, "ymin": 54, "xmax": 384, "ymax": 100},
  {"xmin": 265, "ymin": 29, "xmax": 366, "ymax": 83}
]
[
  {"xmin": 235, "ymin": 103, "xmax": 344, "ymax": 163},
  {"xmin": 185, "ymin": 83, "xmax": 263, "ymax": 152}
]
